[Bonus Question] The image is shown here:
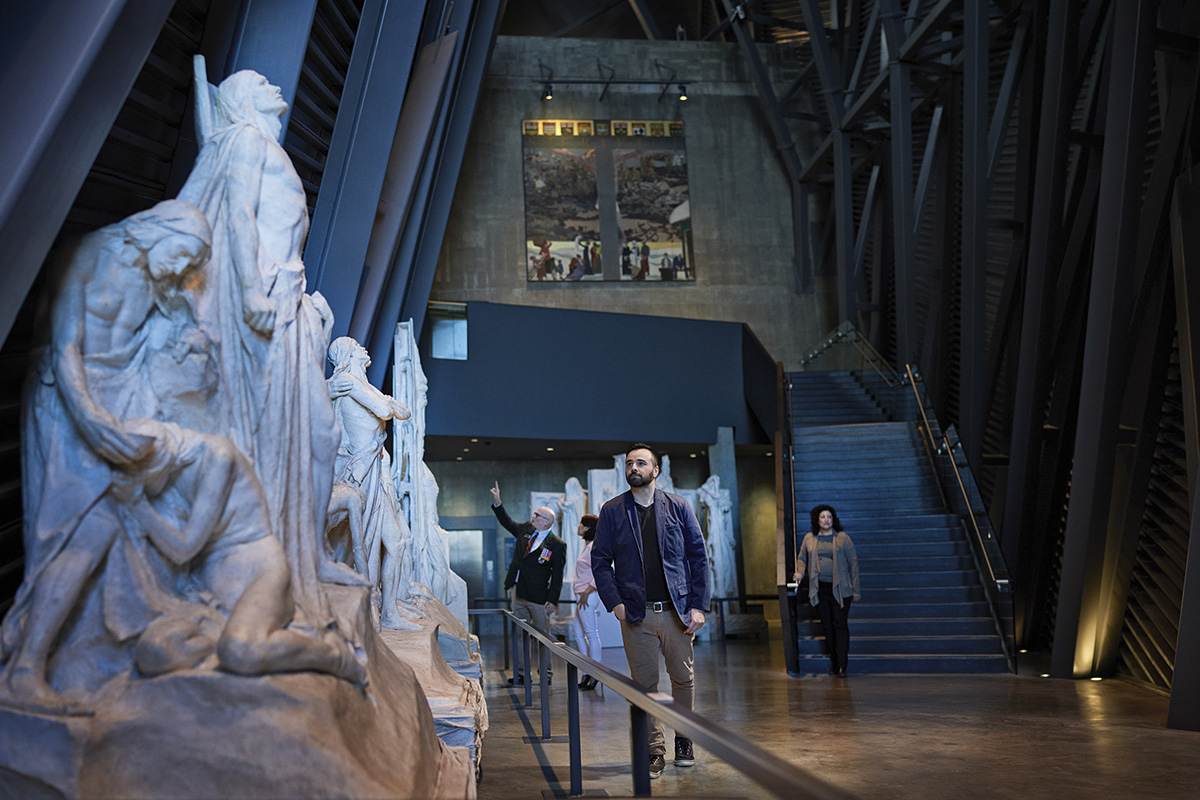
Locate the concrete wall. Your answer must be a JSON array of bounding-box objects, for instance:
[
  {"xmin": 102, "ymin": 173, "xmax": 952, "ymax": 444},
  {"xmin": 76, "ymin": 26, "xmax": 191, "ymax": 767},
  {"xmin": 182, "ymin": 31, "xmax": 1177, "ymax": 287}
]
[{"xmin": 430, "ymin": 35, "xmax": 833, "ymax": 371}]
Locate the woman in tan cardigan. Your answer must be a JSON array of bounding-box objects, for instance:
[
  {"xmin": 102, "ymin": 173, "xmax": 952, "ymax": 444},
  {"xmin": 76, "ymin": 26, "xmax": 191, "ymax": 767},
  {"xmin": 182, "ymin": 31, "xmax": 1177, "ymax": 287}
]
[{"xmin": 794, "ymin": 504, "xmax": 861, "ymax": 677}]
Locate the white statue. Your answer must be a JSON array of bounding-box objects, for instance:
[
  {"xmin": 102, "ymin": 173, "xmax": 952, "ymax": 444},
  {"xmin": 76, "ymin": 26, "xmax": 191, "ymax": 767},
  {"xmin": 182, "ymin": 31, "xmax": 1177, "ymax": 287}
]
[
  {"xmin": 698, "ymin": 475, "xmax": 737, "ymax": 607},
  {"xmin": 116, "ymin": 418, "xmax": 365, "ymax": 685},
  {"xmin": 392, "ymin": 322, "xmax": 469, "ymax": 630},
  {"xmin": 0, "ymin": 200, "xmax": 213, "ymax": 714},
  {"xmin": 328, "ymin": 337, "xmax": 417, "ymax": 630},
  {"xmin": 178, "ymin": 60, "xmax": 343, "ymax": 628},
  {"xmin": 657, "ymin": 454, "xmax": 676, "ymax": 492},
  {"xmin": 0, "ymin": 62, "xmax": 476, "ymax": 796},
  {"xmin": 557, "ymin": 478, "xmax": 587, "ymax": 591}
]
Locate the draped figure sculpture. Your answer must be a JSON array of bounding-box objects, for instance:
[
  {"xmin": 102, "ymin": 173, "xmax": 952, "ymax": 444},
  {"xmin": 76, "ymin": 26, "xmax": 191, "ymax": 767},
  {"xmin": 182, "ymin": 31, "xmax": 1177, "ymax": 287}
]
[
  {"xmin": 698, "ymin": 475, "xmax": 738, "ymax": 607},
  {"xmin": 178, "ymin": 59, "xmax": 344, "ymax": 628},
  {"xmin": 0, "ymin": 200, "xmax": 213, "ymax": 714},
  {"xmin": 327, "ymin": 337, "xmax": 418, "ymax": 630},
  {"xmin": 558, "ymin": 477, "xmax": 587, "ymax": 590}
]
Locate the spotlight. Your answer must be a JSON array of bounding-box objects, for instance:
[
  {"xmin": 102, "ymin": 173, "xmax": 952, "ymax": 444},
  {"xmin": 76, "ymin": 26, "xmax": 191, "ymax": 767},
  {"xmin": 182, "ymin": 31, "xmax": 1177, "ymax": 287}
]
[
  {"xmin": 543, "ymin": 83, "xmax": 553, "ymax": 100},
  {"xmin": 678, "ymin": 84, "xmax": 688, "ymax": 101}
]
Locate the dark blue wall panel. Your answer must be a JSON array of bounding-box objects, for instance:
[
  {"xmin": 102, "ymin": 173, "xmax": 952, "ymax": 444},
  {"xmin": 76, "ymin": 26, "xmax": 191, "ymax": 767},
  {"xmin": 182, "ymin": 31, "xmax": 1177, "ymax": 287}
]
[{"xmin": 420, "ymin": 302, "xmax": 767, "ymax": 446}]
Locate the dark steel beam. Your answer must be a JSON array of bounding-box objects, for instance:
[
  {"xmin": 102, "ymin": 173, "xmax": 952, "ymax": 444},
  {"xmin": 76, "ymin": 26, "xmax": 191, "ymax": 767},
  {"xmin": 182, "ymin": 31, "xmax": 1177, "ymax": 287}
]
[
  {"xmin": 987, "ymin": 19, "xmax": 1028, "ymax": 183},
  {"xmin": 846, "ymin": 3, "xmax": 881, "ymax": 99},
  {"xmin": 305, "ymin": 0, "xmax": 426, "ymax": 342},
  {"xmin": 552, "ymin": 0, "xmax": 625, "ymax": 38},
  {"xmin": 626, "ymin": 0, "xmax": 662, "ymax": 40},
  {"xmin": 912, "ymin": 104, "xmax": 944, "ymax": 226},
  {"xmin": 719, "ymin": 0, "xmax": 808, "ymax": 293},
  {"xmin": 883, "ymin": 0, "xmax": 917, "ymax": 365},
  {"xmin": 0, "ymin": 0, "xmax": 175, "ymax": 347},
  {"xmin": 796, "ymin": 0, "xmax": 847, "ymax": 129},
  {"xmin": 1169, "ymin": 167, "xmax": 1200, "ymax": 729},
  {"xmin": 959, "ymin": 0, "xmax": 988, "ymax": 470},
  {"xmin": 396, "ymin": 0, "xmax": 509, "ymax": 348},
  {"xmin": 1000, "ymin": 0, "xmax": 1079, "ymax": 599},
  {"xmin": 1051, "ymin": 0, "xmax": 1156, "ymax": 679}
]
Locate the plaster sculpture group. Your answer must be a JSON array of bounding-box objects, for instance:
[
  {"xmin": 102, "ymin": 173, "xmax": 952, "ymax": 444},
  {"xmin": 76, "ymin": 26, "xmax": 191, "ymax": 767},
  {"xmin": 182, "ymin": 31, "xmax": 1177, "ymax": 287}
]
[{"xmin": 0, "ymin": 59, "xmax": 481, "ymax": 798}]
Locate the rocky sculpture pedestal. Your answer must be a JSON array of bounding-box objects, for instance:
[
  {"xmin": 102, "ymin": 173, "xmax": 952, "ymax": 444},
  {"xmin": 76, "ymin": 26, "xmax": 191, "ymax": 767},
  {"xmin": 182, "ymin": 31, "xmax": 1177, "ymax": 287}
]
[{"xmin": 0, "ymin": 587, "xmax": 474, "ymax": 799}]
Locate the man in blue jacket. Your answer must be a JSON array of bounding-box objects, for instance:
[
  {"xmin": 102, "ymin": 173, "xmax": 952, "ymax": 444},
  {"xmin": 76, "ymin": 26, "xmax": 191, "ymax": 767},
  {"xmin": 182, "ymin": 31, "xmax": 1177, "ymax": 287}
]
[{"xmin": 592, "ymin": 443, "xmax": 710, "ymax": 779}]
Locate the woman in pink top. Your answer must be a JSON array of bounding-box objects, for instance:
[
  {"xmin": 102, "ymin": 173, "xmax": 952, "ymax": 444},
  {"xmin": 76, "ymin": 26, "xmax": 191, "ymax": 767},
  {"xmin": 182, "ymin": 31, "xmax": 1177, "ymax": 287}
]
[{"xmin": 572, "ymin": 514, "xmax": 602, "ymax": 689}]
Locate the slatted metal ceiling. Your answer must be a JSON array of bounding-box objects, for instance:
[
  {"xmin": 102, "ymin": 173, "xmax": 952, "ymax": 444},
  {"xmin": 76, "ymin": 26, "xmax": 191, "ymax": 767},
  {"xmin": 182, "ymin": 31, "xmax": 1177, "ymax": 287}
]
[{"xmin": 283, "ymin": 0, "xmax": 365, "ymax": 219}]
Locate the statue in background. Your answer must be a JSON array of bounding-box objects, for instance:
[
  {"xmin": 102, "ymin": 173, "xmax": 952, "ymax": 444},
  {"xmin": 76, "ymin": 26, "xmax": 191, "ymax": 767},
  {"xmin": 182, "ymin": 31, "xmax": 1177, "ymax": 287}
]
[
  {"xmin": 1, "ymin": 200, "xmax": 212, "ymax": 714},
  {"xmin": 698, "ymin": 475, "xmax": 737, "ymax": 610},
  {"xmin": 393, "ymin": 321, "xmax": 468, "ymax": 630},
  {"xmin": 657, "ymin": 454, "xmax": 676, "ymax": 492},
  {"xmin": 558, "ymin": 477, "xmax": 587, "ymax": 590},
  {"xmin": 179, "ymin": 59, "xmax": 342, "ymax": 627},
  {"xmin": 327, "ymin": 337, "xmax": 417, "ymax": 630}
]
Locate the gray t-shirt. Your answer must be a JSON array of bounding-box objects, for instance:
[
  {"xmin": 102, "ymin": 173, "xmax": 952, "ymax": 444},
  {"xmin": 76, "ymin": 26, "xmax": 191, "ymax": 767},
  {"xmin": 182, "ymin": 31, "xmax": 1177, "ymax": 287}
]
[{"xmin": 816, "ymin": 533, "xmax": 835, "ymax": 582}]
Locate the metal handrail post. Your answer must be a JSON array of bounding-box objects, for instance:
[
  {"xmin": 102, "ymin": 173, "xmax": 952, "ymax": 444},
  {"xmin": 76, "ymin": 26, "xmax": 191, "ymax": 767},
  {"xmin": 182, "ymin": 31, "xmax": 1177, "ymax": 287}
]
[
  {"xmin": 540, "ymin": 644, "xmax": 551, "ymax": 739},
  {"xmin": 509, "ymin": 616, "xmax": 519, "ymax": 680},
  {"xmin": 503, "ymin": 611, "xmax": 510, "ymax": 671},
  {"xmin": 630, "ymin": 705, "xmax": 650, "ymax": 796},
  {"xmin": 523, "ymin": 630, "xmax": 533, "ymax": 706},
  {"xmin": 567, "ymin": 659, "xmax": 582, "ymax": 796}
]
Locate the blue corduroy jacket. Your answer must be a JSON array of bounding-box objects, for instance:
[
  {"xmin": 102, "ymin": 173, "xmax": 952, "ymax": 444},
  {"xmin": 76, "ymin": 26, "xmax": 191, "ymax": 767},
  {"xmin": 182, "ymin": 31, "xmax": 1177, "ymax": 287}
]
[{"xmin": 591, "ymin": 488, "xmax": 710, "ymax": 625}]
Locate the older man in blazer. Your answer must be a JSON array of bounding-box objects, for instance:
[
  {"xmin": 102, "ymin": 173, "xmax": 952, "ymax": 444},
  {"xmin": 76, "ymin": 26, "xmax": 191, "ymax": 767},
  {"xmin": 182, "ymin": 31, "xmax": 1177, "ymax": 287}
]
[{"xmin": 491, "ymin": 481, "xmax": 566, "ymax": 684}]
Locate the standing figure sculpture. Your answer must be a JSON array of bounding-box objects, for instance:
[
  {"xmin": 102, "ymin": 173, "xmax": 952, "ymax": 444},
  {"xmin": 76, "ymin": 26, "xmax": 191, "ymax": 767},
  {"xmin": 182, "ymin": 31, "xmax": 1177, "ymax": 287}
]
[
  {"xmin": 1, "ymin": 200, "xmax": 212, "ymax": 714},
  {"xmin": 327, "ymin": 337, "xmax": 415, "ymax": 630},
  {"xmin": 698, "ymin": 475, "xmax": 738, "ymax": 609},
  {"xmin": 179, "ymin": 58, "xmax": 341, "ymax": 627}
]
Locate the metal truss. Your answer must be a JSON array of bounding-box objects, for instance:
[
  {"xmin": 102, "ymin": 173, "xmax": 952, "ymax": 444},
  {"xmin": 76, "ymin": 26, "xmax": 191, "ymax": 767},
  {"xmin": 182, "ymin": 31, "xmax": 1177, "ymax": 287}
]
[{"xmin": 705, "ymin": 0, "xmax": 1200, "ymax": 728}]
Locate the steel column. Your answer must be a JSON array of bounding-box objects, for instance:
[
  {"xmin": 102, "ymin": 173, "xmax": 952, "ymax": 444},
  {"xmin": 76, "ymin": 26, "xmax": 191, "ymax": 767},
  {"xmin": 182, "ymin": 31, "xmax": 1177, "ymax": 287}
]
[
  {"xmin": 959, "ymin": 0, "xmax": 989, "ymax": 472},
  {"xmin": 1051, "ymin": 0, "xmax": 1156, "ymax": 678},
  {"xmin": 884, "ymin": 0, "xmax": 917, "ymax": 364},
  {"xmin": 304, "ymin": 0, "xmax": 425, "ymax": 341},
  {"xmin": 1000, "ymin": 0, "xmax": 1079, "ymax": 641},
  {"xmin": 0, "ymin": 0, "xmax": 175, "ymax": 346},
  {"xmin": 1168, "ymin": 167, "xmax": 1200, "ymax": 729}
]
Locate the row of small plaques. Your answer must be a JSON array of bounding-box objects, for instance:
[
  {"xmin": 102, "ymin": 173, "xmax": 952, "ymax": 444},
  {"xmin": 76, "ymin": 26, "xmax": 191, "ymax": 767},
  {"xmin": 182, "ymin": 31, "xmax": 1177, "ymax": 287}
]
[{"xmin": 523, "ymin": 120, "xmax": 685, "ymax": 137}]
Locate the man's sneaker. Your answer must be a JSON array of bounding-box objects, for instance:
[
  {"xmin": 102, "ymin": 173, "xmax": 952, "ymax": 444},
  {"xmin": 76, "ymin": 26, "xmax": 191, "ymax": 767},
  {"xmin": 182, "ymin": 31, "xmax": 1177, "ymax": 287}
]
[
  {"xmin": 674, "ymin": 738, "xmax": 695, "ymax": 767},
  {"xmin": 648, "ymin": 754, "xmax": 666, "ymax": 779}
]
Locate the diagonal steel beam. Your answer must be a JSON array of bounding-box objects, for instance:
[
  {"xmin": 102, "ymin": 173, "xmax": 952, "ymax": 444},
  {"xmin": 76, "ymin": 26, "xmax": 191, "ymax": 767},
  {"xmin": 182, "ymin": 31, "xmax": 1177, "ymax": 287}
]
[
  {"xmin": 1169, "ymin": 165, "xmax": 1200, "ymax": 730},
  {"xmin": 883, "ymin": 0, "xmax": 917, "ymax": 364},
  {"xmin": 1051, "ymin": 0, "xmax": 1156, "ymax": 679},
  {"xmin": 626, "ymin": 0, "xmax": 662, "ymax": 40}
]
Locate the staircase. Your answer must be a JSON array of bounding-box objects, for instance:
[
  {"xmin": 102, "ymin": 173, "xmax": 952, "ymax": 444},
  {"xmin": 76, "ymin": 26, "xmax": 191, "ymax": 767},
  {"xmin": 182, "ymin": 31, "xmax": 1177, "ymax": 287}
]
[{"xmin": 789, "ymin": 373, "xmax": 1009, "ymax": 674}]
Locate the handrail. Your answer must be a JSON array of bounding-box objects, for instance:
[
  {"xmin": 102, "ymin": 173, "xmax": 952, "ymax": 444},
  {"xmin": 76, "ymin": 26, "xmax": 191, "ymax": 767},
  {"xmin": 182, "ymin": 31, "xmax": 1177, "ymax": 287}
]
[
  {"xmin": 495, "ymin": 609, "xmax": 859, "ymax": 800},
  {"xmin": 799, "ymin": 321, "xmax": 901, "ymax": 387},
  {"xmin": 903, "ymin": 364, "xmax": 1008, "ymax": 588}
]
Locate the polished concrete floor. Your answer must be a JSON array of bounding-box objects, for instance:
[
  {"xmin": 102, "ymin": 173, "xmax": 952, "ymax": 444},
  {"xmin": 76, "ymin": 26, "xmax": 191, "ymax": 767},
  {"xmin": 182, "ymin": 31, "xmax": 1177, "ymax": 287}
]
[{"xmin": 473, "ymin": 635, "xmax": 1200, "ymax": 799}]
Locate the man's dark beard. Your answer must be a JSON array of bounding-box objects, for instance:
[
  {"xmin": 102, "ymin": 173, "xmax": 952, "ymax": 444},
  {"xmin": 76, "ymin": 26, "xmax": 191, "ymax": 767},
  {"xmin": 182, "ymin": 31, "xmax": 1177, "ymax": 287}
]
[{"xmin": 626, "ymin": 471, "xmax": 652, "ymax": 487}]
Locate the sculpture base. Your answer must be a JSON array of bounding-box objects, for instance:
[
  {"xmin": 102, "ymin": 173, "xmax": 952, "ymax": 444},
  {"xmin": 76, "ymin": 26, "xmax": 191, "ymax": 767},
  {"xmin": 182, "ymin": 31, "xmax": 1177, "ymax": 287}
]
[{"xmin": 0, "ymin": 587, "xmax": 475, "ymax": 799}]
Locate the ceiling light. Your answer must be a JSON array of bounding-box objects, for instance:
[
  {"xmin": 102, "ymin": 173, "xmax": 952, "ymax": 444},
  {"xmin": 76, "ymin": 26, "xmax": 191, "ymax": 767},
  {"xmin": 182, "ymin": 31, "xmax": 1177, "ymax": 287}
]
[
  {"xmin": 543, "ymin": 83, "xmax": 553, "ymax": 100},
  {"xmin": 678, "ymin": 84, "xmax": 688, "ymax": 101}
]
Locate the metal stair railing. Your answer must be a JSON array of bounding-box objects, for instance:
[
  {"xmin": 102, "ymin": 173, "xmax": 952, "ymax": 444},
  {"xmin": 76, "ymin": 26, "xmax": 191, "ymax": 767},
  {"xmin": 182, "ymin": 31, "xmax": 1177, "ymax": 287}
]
[
  {"xmin": 482, "ymin": 609, "xmax": 859, "ymax": 800},
  {"xmin": 799, "ymin": 321, "xmax": 902, "ymax": 387},
  {"xmin": 903, "ymin": 365, "xmax": 1016, "ymax": 669}
]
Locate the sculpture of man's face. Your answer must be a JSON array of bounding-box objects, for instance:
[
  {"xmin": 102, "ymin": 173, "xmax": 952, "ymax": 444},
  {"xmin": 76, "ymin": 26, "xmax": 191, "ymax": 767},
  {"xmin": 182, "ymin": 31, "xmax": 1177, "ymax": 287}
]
[
  {"xmin": 218, "ymin": 71, "xmax": 287, "ymax": 127},
  {"xmin": 251, "ymin": 74, "xmax": 288, "ymax": 118},
  {"xmin": 147, "ymin": 233, "xmax": 208, "ymax": 282}
]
